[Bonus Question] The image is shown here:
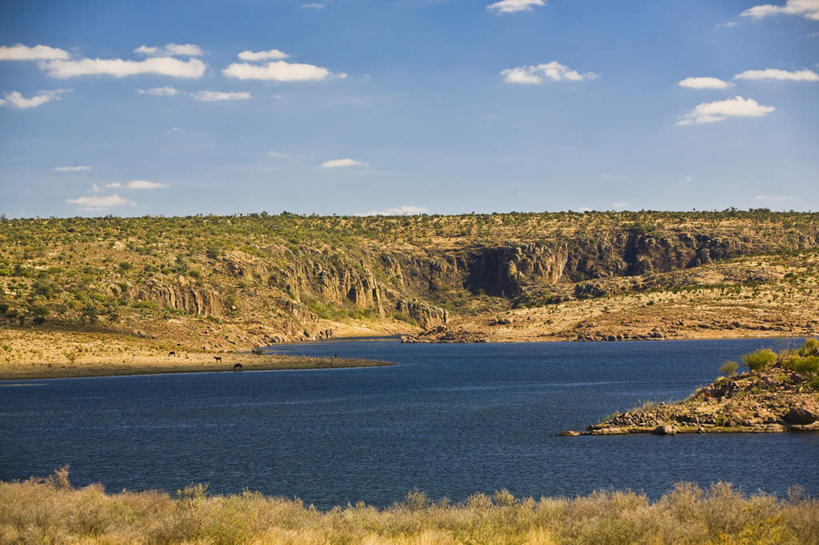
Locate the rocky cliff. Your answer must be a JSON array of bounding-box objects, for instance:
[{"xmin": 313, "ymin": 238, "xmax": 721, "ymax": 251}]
[{"xmin": 0, "ymin": 211, "xmax": 817, "ymax": 345}]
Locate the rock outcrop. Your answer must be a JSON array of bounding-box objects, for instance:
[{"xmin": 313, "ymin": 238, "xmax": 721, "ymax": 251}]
[{"xmin": 569, "ymin": 370, "xmax": 819, "ymax": 436}]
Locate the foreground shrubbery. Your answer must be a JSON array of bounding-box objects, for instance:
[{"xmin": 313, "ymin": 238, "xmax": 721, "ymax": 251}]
[{"xmin": 1, "ymin": 469, "xmax": 818, "ymax": 545}]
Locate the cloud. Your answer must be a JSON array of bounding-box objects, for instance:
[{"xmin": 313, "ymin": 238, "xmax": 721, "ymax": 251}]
[
  {"xmin": 267, "ymin": 150, "xmax": 288, "ymax": 158},
  {"xmin": 0, "ymin": 44, "xmax": 70, "ymax": 61},
  {"xmin": 66, "ymin": 194, "xmax": 133, "ymax": 209},
  {"xmin": 741, "ymin": 0, "xmax": 819, "ymax": 20},
  {"xmin": 678, "ymin": 77, "xmax": 734, "ymax": 89},
  {"xmin": 237, "ymin": 49, "xmax": 289, "ymax": 61},
  {"xmin": 138, "ymin": 86, "xmax": 179, "ymax": 96},
  {"xmin": 359, "ymin": 205, "xmax": 429, "ymax": 216},
  {"xmin": 677, "ymin": 96, "xmax": 775, "ymax": 125},
  {"xmin": 135, "ymin": 43, "xmax": 203, "ymax": 57},
  {"xmin": 487, "ymin": 0, "xmax": 546, "ymax": 14},
  {"xmin": 611, "ymin": 202, "xmax": 630, "ymax": 210},
  {"xmin": 734, "ymin": 68, "xmax": 819, "ymax": 81},
  {"xmin": 41, "ymin": 57, "xmax": 206, "ymax": 79},
  {"xmin": 0, "ymin": 89, "xmax": 65, "ymax": 109},
  {"xmin": 501, "ymin": 61, "xmax": 598, "ymax": 84},
  {"xmin": 301, "ymin": 2, "xmax": 325, "ymax": 8},
  {"xmin": 105, "ymin": 180, "xmax": 167, "ymax": 190},
  {"xmin": 192, "ymin": 90, "xmax": 251, "ymax": 102},
  {"xmin": 55, "ymin": 165, "xmax": 92, "ymax": 172},
  {"xmin": 321, "ymin": 158, "xmax": 366, "ymax": 168},
  {"xmin": 223, "ymin": 60, "xmax": 345, "ymax": 81}
]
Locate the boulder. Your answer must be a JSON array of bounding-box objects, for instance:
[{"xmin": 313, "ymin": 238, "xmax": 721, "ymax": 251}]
[
  {"xmin": 783, "ymin": 407, "xmax": 817, "ymax": 426},
  {"xmin": 557, "ymin": 430, "xmax": 581, "ymax": 437},
  {"xmin": 651, "ymin": 424, "xmax": 679, "ymax": 436}
]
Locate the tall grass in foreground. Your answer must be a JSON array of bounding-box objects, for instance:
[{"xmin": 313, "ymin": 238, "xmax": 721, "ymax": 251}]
[{"xmin": 1, "ymin": 469, "xmax": 817, "ymax": 545}]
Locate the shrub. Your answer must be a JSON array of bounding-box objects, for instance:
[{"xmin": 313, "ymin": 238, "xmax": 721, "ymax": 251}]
[
  {"xmin": 798, "ymin": 338, "xmax": 819, "ymax": 357},
  {"xmin": 741, "ymin": 349, "xmax": 777, "ymax": 372},
  {"xmin": 720, "ymin": 361, "xmax": 739, "ymax": 377},
  {"xmin": 793, "ymin": 356, "xmax": 819, "ymax": 376}
]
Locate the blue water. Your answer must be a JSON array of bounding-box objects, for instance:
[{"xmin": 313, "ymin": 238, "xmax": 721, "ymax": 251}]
[{"xmin": 1, "ymin": 338, "xmax": 817, "ymax": 508}]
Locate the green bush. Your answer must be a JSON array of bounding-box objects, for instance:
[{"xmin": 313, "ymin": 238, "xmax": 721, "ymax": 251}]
[
  {"xmin": 741, "ymin": 349, "xmax": 777, "ymax": 372},
  {"xmin": 793, "ymin": 356, "xmax": 819, "ymax": 376},
  {"xmin": 798, "ymin": 338, "xmax": 819, "ymax": 357},
  {"xmin": 720, "ymin": 361, "xmax": 739, "ymax": 377}
]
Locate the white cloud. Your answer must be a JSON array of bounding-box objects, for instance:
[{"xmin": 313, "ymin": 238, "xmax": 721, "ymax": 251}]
[
  {"xmin": 192, "ymin": 90, "xmax": 251, "ymax": 102},
  {"xmin": 321, "ymin": 158, "xmax": 366, "ymax": 168},
  {"xmin": 55, "ymin": 165, "xmax": 92, "ymax": 172},
  {"xmin": 0, "ymin": 44, "xmax": 69, "ymax": 61},
  {"xmin": 138, "ymin": 86, "xmax": 180, "ymax": 96},
  {"xmin": 223, "ymin": 60, "xmax": 345, "ymax": 81},
  {"xmin": 359, "ymin": 205, "xmax": 429, "ymax": 216},
  {"xmin": 66, "ymin": 194, "xmax": 133, "ymax": 209},
  {"xmin": 105, "ymin": 180, "xmax": 167, "ymax": 190},
  {"xmin": 41, "ymin": 57, "xmax": 206, "ymax": 79},
  {"xmin": 741, "ymin": 0, "xmax": 819, "ymax": 20},
  {"xmin": 678, "ymin": 77, "xmax": 734, "ymax": 89},
  {"xmin": 0, "ymin": 89, "xmax": 65, "ymax": 109},
  {"xmin": 734, "ymin": 68, "xmax": 819, "ymax": 81},
  {"xmin": 301, "ymin": 2, "xmax": 325, "ymax": 8},
  {"xmin": 237, "ymin": 49, "xmax": 289, "ymax": 61},
  {"xmin": 501, "ymin": 61, "xmax": 598, "ymax": 84},
  {"xmin": 487, "ymin": 0, "xmax": 546, "ymax": 14},
  {"xmin": 611, "ymin": 202, "xmax": 630, "ymax": 210},
  {"xmin": 267, "ymin": 150, "xmax": 288, "ymax": 158},
  {"xmin": 135, "ymin": 43, "xmax": 203, "ymax": 57},
  {"xmin": 677, "ymin": 96, "xmax": 775, "ymax": 125}
]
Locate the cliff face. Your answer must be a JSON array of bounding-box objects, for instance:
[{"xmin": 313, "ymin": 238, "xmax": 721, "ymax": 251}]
[{"xmin": 1, "ymin": 212, "xmax": 817, "ymax": 344}]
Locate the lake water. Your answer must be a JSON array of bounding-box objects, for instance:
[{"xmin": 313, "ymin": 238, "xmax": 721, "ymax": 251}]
[{"xmin": 1, "ymin": 338, "xmax": 817, "ymax": 507}]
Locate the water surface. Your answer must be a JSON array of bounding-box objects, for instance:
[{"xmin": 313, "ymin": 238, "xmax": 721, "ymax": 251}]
[{"xmin": 1, "ymin": 338, "xmax": 817, "ymax": 507}]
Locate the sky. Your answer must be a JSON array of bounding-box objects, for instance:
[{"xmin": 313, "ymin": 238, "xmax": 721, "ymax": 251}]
[{"xmin": 0, "ymin": 0, "xmax": 817, "ymax": 218}]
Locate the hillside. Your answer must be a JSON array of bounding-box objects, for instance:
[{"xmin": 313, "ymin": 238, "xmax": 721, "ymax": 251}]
[{"xmin": 1, "ymin": 210, "xmax": 818, "ymax": 361}]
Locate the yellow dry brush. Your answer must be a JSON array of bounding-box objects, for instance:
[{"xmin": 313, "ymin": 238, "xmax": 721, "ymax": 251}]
[{"xmin": 0, "ymin": 468, "xmax": 817, "ymax": 545}]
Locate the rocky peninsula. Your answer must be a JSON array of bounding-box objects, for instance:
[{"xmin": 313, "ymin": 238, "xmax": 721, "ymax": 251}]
[{"xmin": 564, "ymin": 339, "xmax": 819, "ymax": 436}]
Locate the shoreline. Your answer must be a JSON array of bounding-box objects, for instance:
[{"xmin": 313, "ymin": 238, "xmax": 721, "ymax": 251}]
[
  {"xmin": 4, "ymin": 333, "xmax": 808, "ymax": 381},
  {"xmin": 0, "ymin": 355, "xmax": 393, "ymax": 381}
]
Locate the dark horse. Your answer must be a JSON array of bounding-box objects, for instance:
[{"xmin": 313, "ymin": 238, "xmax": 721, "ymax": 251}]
[
  {"xmin": 233, "ymin": 363, "xmax": 243, "ymax": 371},
  {"xmin": 168, "ymin": 351, "xmax": 176, "ymax": 357},
  {"xmin": 214, "ymin": 356, "xmax": 222, "ymax": 363}
]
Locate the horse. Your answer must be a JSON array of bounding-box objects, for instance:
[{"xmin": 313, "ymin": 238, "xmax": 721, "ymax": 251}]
[
  {"xmin": 168, "ymin": 351, "xmax": 176, "ymax": 357},
  {"xmin": 214, "ymin": 356, "xmax": 222, "ymax": 363},
  {"xmin": 233, "ymin": 363, "xmax": 243, "ymax": 371}
]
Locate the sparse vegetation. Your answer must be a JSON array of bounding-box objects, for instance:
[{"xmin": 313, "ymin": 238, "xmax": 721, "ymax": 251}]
[
  {"xmin": 1, "ymin": 468, "xmax": 817, "ymax": 545},
  {"xmin": 720, "ymin": 360, "xmax": 739, "ymax": 377},
  {"xmin": 742, "ymin": 349, "xmax": 778, "ymax": 372},
  {"xmin": 0, "ymin": 211, "xmax": 818, "ymax": 368}
]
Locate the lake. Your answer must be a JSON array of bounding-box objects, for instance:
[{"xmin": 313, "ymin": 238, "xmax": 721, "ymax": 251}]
[{"xmin": 1, "ymin": 338, "xmax": 817, "ymax": 508}]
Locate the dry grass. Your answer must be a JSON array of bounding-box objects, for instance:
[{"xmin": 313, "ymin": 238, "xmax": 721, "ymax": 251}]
[
  {"xmin": 0, "ymin": 469, "xmax": 817, "ymax": 545},
  {"xmin": 0, "ymin": 327, "xmax": 390, "ymax": 380}
]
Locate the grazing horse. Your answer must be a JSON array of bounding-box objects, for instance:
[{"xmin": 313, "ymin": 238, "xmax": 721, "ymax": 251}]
[
  {"xmin": 214, "ymin": 356, "xmax": 222, "ymax": 363},
  {"xmin": 168, "ymin": 351, "xmax": 176, "ymax": 357},
  {"xmin": 233, "ymin": 363, "xmax": 243, "ymax": 371}
]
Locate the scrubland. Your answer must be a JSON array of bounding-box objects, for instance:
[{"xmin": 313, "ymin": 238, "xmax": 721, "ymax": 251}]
[{"xmin": 1, "ymin": 469, "xmax": 817, "ymax": 545}]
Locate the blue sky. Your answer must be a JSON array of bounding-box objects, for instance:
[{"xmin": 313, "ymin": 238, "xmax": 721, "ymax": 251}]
[{"xmin": 0, "ymin": 0, "xmax": 817, "ymax": 217}]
